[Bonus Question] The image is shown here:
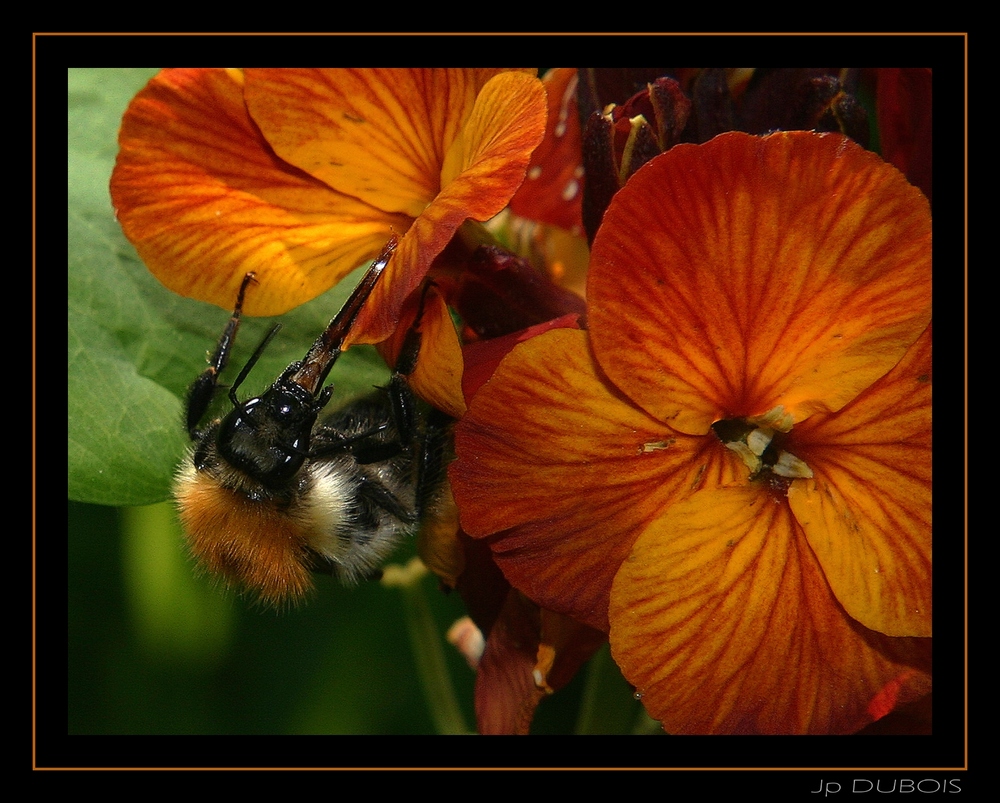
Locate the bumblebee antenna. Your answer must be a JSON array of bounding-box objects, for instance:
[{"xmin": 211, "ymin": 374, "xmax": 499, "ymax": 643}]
[{"xmin": 228, "ymin": 323, "xmax": 282, "ymax": 406}]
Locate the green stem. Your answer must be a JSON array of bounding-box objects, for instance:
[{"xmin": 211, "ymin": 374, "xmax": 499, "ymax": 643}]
[
  {"xmin": 382, "ymin": 559, "xmax": 470, "ymax": 735},
  {"xmin": 575, "ymin": 641, "xmax": 646, "ymax": 735}
]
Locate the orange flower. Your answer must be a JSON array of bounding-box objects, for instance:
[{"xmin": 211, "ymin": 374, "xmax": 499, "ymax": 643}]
[
  {"xmin": 110, "ymin": 68, "xmax": 547, "ymax": 354},
  {"xmin": 450, "ymin": 131, "xmax": 932, "ymax": 734}
]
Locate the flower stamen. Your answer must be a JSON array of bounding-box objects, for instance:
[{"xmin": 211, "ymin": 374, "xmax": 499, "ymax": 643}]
[{"xmin": 712, "ymin": 412, "xmax": 813, "ymax": 483}]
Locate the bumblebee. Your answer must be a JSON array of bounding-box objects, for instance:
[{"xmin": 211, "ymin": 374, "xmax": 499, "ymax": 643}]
[{"xmin": 174, "ymin": 237, "xmax": 450, "ymax": 605}]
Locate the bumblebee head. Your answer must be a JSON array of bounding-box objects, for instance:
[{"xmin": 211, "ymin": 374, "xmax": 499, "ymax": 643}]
[{"xmin": 202, "ymin": 372, "xmax": 331, "ymax": 490}]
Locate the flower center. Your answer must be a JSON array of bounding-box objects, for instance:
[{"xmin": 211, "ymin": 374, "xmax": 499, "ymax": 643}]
[{"xmin": 711, "ymin": 406, "xmax": 813, "ymax": 483}]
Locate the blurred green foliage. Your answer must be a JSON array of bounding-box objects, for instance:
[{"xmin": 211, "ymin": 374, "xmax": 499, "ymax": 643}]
[{"xmin": 68, "ymin": 498, "xmax": 483, "ymax": 735}]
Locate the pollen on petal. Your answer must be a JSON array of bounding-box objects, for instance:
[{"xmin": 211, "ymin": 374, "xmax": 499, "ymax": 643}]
[{"xmin": 771, "ymin": 450, "xmax": 813, "ymax": 479}]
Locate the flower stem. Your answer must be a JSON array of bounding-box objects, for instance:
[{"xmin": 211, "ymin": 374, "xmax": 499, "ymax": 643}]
[
  {"xmin": 574, "ymin": 641, "xmax": 641, "ymax": 734},
  {"xmin": 382, "ymin": 558, "xmax": 470, "ymax": 735}
]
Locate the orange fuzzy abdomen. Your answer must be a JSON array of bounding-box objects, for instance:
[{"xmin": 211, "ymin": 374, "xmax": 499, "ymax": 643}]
[{"xmin": 174, "ymin": 468, "xmax": 315, "ymax": 605}]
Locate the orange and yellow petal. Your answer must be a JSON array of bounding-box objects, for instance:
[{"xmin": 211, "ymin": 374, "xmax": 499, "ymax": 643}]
[
  {"xmin": 110, "ymin": 68, "xmax": 407, "ymax": 316},
  {"xmin": 245, "ymin": 69, "xmax": 536, "ymax": 220},
  {"xmin": 351, "ymin": 71, "xmax": 548, "ymax": 344},
  {"xmin": 375, "ymin": 284, "xmax": 466, "ymax": 419},
  {"xmin": 609, "ymin": 484, "xmax": 931, "ymax": 734},
  {"xmin": 451, "ymin": 327, "xmax": 739, "ymax": 632},
  {"xmin": 787, "ymin": 324, "xmax": 932, "ymax": 637},
  {"xmin": 587, "ymin": 130, "xmax": 932, "ymax": 437}
]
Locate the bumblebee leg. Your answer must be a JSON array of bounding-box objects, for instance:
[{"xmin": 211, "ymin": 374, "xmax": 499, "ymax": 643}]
[
  {"xmin": 415, "ymin": 406, "xmax": 453, "ymax": 519},
  {"xmin": 185, "ymin": 272, "xmax": 256, "ymax": 438},
  {"xmin": 385, "ymin": 281, "xmax": 436, "ymax": 444},
  {"xmin": 356, "ymin": 475, "xmax": 420, "ymax": 524},
  {"xmin": 389, "ymin": 283, "xmax": 455, "ymax": 519}
]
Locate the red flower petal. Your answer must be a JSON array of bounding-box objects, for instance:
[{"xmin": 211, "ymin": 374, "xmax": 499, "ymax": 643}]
[
  {"xmin": 473, "ymin": 589, "xmax": 547, "ymax": 735},
  {"xmin": 877, "ymin": 68, "xmax": 932, "ymax": 202},
  {"xmin": 609, "ymin": 484, "xmax": 931, "ymax": 733},
  {"xmin": 111, "ymin": 68, "xmax": 406, "ymax": 315},
  {"xmin": 788, "ymin": 325, "xmax": 932, "ymax": 637},
  {"xmin": 588, "ymin": 131, "xmax": 932, "ymax": 436},
  {"xmin": 474, "ymin": 590, "xmax": 605, "ymax": 734},
  {"xmin": 508, "ymin": 68, "xmax": 585, "ymax": 235},
  {"xmin": 451, "ymin": 327, "xmax": 738, "ymax": 631}
]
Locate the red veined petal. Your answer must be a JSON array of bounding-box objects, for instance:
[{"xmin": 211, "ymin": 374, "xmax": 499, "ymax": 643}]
[
  {"xmin": 788, "ymin": 324, "xmax": 932, "ymax": 637},
  {"xmin": 451, "ymin": 327, "xmax": 738, "ymax": 631},
  {"xmin": 588, "ymin": 130, "xmax": 932, "ymax": 435},
  {"xmin": 110, "ymin": 68, "xmax": 407, "ymax": 315},
  {"xmin": 346, "ymin": 71, "xmax": 548, "ymax": 344},
  {"xmin": 609, "ymin": 484, "xmax": 932, "ymax": 734}
]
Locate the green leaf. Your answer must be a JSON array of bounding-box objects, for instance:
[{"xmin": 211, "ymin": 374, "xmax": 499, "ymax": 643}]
[{"xmin": 68, "ymin": 69, "xmax": 390, "ymax": 506}]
